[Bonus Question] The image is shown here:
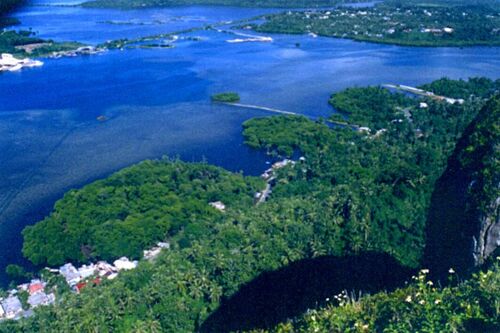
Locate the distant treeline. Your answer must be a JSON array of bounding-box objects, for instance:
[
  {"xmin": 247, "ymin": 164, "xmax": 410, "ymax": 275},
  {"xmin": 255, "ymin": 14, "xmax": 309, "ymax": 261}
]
[
  {"xmin": 254, "ymin": 2, "xmax": 500, "ymax": 47},
  {"xmin": 82, "ymin": 0, "xmax": 363, "ymax": 9}
]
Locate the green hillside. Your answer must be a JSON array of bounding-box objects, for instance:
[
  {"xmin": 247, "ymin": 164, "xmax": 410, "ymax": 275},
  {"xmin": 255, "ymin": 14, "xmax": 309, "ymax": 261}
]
[{"xmin": 1, "ymin": 79, "xmax": 498, "ymax": 332}]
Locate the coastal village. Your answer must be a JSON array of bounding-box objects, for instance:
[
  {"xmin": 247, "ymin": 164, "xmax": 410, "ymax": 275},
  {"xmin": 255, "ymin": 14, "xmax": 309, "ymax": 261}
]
[
  {"xmin": 257, "ymin": 5, "xmax": 499, "ymax": 45},
  {"xmin": 0, "ymin": 242, "xmax": 169, "ymax": 321},
  {"xmin": 0, "ymin": 47, "xmax": 102, "ymax": 73},
  {"xmin": 0, "ymin": 157, "xmax": 302, "ymax": 321}
]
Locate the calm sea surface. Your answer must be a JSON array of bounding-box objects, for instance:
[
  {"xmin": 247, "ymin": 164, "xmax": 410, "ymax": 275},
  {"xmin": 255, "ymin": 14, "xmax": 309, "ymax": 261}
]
[{"xmin": 0, "ymin": 0, "xmax": 499, "ymax": 285}]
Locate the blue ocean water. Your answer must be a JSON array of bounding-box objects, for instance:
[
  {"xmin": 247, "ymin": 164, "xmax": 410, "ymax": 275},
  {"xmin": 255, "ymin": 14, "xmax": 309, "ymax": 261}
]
[{"xmin": 0, "ymin": 1, "xmax": 499, "ymax": 285}]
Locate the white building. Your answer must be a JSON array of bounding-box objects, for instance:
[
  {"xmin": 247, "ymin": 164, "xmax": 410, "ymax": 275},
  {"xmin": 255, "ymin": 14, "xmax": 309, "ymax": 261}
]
[
  {"xmin": 96, "ymin": 261, "xmax": 117, "ymax": 277},
  {"xmin": 28, "ymin": 292, "xmax": 55, "ymax": 309},
  {"xmin": 143, "ymin": 242, "xmax": 170, "ymax": 261},
  {"xmin": 77, "ymin": 264, "xmax": 96, "ymax": 279},
  {"xmin": 1, "ymin": 296, "xmax": 23, "ymax": 319},
  {"xmin": 0, "ymin": 53, "xmax": 43, "ymax": 72},
  {"xmin": 59, "ymin": 263, "xmax": 81, "ymax": 286},
  {"xmin": 209, "ymin": 201, "xmax": 226, "ymax": 212},
  {"xmin": 272, "ymin": 159, "xmax": 295, "ymax": 170},
  {"xmin": 113, "ymin": 257, "xmax": 138, "ymax": 271}
]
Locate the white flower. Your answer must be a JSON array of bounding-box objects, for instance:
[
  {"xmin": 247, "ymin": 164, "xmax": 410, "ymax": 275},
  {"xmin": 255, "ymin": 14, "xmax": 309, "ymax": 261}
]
[
  {"xmin": 419, "ymin": 300, "xmax": 426, "ymax": 305},
  {"xmin": 435, "ymin": 299, "xmax": 441, "ymax": 304},
  {"xmin": 421, "ymin": 269, "xmax": 429, "ymax": 274},
  {"xmin": 427, "ymin": 281, "xmax": 433, "ymax": 286},
  {"xmin": 448, "ymin": 268, "xmax": 455, "ymax": 274},
  {"xmin": 405, "ymin": 296, "xmax": 412, "ymax": 303}
]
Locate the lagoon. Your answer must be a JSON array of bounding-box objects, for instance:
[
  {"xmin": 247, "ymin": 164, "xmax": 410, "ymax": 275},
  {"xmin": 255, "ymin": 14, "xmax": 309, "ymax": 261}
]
[{"xmin": 0, "ymin": 0, "xmax": 499, "ymax": 285}]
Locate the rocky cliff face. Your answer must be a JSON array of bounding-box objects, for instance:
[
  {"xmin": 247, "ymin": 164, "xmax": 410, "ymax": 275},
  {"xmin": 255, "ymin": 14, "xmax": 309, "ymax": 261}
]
[
  {"xmin": 473, "ymin": 197, "xmax": 499, "ymax": 265},
  {"xmin": 424, "ymin": 96, "xmax": 499, "ymax": 279}
]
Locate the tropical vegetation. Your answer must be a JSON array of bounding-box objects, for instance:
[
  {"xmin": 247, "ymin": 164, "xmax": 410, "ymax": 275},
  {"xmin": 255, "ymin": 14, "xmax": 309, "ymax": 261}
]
[
  {"xmin": 253, "ymin": 2, "xmax": 500, "ymax": 46},
  {"xmin": 22, "ymin": 160, "xmax": 264, "ymax": 266},
  {"xmin": 246, "ymin": 263, "xmax": 500, "ymax": 333},
  {"xmin": 211, "ymin": 92, "xmax": 241, "ymax": 103},
  {"xmin": 0, "ymin": 78, "xmax": 497, "ymax": 332}
]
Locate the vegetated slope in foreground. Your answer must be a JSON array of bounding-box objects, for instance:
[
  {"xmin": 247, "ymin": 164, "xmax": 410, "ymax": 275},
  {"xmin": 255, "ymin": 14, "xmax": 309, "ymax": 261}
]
[
  {"xmin": 1, "ymin": 78, "xmax": 498, "ymax": 332},
  {"xmin": 244, "ymin": 262, "xmax": 500, "ymax": 333},
  {"xmin": 81, "ymin": 0, "xmax": 362, "ymax": 9},
  {"xmin": 201, "ymin": 253, "xmax": 415, "ymax": 332}
]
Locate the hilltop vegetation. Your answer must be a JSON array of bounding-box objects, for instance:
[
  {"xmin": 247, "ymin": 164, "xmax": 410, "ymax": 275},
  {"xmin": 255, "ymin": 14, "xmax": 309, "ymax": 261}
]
[
  {"xmin": 81, "ymin": 0, "xmax": 362, "ymax": 9},
  {"xmin": 253, "ymin": 2, "xmax": 500, "ymax": 46},
  {"xmin": 0, "ymin": 78, "xmax": 497, "ymax": 332}
]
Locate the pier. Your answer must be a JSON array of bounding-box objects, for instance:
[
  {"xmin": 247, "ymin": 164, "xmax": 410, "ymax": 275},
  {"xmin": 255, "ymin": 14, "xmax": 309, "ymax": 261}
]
[{"xmin": 383, "ymin": 84, "xmax": 464, "ymax": 104}]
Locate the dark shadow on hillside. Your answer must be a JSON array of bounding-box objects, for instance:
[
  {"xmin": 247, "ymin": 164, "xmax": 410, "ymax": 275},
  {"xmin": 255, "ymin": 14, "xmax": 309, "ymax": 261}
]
[
  {"xmin": 200, "ymin": 252, "xmax": 414, "ymax": 333},
  {"xmin": 422, "ymin": 157, "xmax": 474, "ymax": 281}
]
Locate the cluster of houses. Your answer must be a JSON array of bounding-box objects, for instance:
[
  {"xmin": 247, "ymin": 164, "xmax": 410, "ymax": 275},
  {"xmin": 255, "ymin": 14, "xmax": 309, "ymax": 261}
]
[
  {"xmin": 255, "ymin": 158, "xmax": 305, "ymax": 205},
  {"xmin": 0, "ymin": 53, "xmax": 43, "ymax": 72},
  {"xmin": 0, "ymin": 279, "xmax": 55, "ymax": 321},
  {"xmin": 55, "ymin": 242, "xmax": 169, "ymax": 292},
  {"xmin": 282, "ymin": 7, "xmax": 464, "ymax": 40},
  {"xmin": 49, "ymin": 46, "xmax": 103, "ymax": 59},
  {"xmin": 0, "ymin": 241, "xmax": 170, "ymax": 321},
  {"xmin": 0, "ymin": 46, "xmax": 102, "ymax": 73}
]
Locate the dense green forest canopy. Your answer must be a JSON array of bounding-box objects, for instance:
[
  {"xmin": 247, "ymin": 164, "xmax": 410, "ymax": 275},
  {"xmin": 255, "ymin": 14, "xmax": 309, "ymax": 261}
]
[
  {"xmin": 243, "ymin": 78, "xmax": 498, "ymax": 268},
  {"xmin": 1, "ymin": 78, "xmax": 497, "ymax": 332},
  {"xmin": 81, "ymin": 0, "xmax": 363, "ymax": 9},
  {"xmin": 253, "ymin": 2, "xmax": 500, "ymax": 46},
  {"xmin": 22, "ymin": 159, "xmax": 264, "ymax": 266}
]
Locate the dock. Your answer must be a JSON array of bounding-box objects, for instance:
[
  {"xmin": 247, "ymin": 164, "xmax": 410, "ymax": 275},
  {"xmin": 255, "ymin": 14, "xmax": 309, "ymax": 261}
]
[{"xmin": 383, "ymin": 84, "xmax": 464, "ymax": 104}]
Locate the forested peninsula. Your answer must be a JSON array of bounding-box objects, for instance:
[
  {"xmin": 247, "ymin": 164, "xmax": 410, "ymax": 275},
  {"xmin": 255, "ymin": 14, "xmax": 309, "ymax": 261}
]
[
  {"xmin": 252, "ymin": 1, "xmax": 500, "ymax": 47},
  {"xmin": 0, "ymin": 0, "xmax": 83, "ymax": 59},
  {"xmin": 0, "ymin": 78, "xmax": 498, "ymax": 332}
]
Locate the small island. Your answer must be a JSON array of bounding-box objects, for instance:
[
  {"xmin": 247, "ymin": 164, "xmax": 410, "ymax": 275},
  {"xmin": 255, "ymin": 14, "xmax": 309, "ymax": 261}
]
[{"xmin": 211, "ymin": 92, "xmax": 241, "ymax": 103}]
